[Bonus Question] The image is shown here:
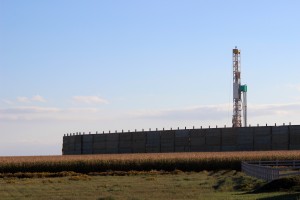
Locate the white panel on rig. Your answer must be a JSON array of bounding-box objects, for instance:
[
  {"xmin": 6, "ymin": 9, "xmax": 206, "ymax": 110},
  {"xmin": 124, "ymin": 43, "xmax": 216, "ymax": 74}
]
[{"xmin": 232, "ymin": 47, "xmax": 247, "ymax": 127}]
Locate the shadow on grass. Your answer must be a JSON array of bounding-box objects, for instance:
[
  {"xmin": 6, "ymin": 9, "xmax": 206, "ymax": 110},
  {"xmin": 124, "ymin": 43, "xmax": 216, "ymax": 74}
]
[
  {"xmin": 234, "ymin": 192, "xmax": 300, "ymax": 200},
  {"xmin": 257, "ymin": 193, "xmax": 300, "ymax": 200},
  {"xmin": 97, "ymin": 196, "xmax": 115, "ymax": 200}
]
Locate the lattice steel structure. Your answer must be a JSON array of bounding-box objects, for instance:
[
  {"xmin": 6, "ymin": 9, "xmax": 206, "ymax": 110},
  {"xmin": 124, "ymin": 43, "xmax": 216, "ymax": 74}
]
[
  {"xmin": 232, "ymin": 47, "xmax": 244, "ymax": 127},
  {"xmin": 232, "ymin": 47, "xmax": 247, "ymax": 127}
]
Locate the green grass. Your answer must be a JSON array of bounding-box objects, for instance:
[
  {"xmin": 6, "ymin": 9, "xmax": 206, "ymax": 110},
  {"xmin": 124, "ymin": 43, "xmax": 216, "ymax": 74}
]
[
  {"xmin": 0, "ymin": 170, "xmax": 299, "ymax": 200},
  {"xmin": 1, "ymin": 152, "xmax": 300, "ymax": 199}
]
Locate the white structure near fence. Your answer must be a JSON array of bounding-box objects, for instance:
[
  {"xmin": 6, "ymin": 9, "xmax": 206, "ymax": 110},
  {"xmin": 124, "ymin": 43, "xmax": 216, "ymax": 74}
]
[{"xmin": 242, "ymin": 160, "xmax": 300, "ymax": 181}]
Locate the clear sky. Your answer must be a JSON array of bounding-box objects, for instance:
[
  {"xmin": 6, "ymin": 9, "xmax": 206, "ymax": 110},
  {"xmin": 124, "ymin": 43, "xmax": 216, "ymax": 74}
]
[{"xmin": 1, "ymin": 0, "xmax": 300, "ymax": 156}]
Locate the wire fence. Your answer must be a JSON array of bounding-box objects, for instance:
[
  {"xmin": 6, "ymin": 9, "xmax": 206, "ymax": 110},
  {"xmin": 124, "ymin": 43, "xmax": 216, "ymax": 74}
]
[{"xmin": 242, "ymin": 160, "xmax": 300, "ymax": 181}]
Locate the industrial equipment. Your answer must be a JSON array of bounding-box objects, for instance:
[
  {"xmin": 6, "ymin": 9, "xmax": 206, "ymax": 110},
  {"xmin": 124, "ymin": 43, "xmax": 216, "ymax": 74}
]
[{"xmin": 232, "ymin": 47, "xmax": 247, "ymax": 127}]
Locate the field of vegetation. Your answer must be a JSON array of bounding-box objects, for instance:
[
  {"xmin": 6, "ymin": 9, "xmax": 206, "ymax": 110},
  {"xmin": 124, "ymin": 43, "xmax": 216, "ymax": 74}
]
[
  {"xmin": 1, "ymin": 150, "xmax": 300, "ymax": 173},
  {"xmin": 2, "ymin": 170, "xmax": 300, "ymax": 200},
  {"xmin": 1, "ymin": 151, "xmax": 300, "ymax": 199}
]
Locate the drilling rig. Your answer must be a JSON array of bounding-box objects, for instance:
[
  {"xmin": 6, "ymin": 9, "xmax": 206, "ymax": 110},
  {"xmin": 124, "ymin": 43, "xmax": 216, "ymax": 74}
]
[{"xmin": 232, "ymin": 47, "xmax": 247, "ymax": 127}]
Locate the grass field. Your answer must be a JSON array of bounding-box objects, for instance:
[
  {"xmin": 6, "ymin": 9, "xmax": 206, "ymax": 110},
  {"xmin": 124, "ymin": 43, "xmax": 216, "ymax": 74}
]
[
  {"xmin": 1, "ymin": 170, "xmax": 299, "ymax": 200},
  {"xmin": 1, "ymin": 151, "xmax": 300, "ymax": 173},
  {"xmin": 1, "ymin": 151, "xmax": 300, "ymax": 199}
]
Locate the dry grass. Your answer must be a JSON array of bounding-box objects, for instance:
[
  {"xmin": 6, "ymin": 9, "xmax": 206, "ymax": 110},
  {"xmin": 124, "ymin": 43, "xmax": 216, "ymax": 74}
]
[
  {"xmin": 0, "ymin": 170, "xmax": 279, "ymax": 200},
  {"xmin": 1, "ymin": 151, "xmax": 300, "ymax": 173}
]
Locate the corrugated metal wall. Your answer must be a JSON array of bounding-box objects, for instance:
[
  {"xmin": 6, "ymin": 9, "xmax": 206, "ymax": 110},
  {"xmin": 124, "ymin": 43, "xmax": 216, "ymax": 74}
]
[{"xmin": 62, "ymin": 125, "xmax": 300, "ymax": 155}]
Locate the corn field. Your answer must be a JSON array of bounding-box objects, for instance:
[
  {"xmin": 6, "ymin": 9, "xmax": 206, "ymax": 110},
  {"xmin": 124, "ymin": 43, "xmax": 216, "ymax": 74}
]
[{"xmin": 1, "ymin": 151, "xmax": 300, "ymax": 173}]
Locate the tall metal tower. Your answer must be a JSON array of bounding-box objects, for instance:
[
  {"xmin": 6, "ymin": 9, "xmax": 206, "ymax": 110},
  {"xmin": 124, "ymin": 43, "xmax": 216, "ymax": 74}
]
[{"xmin": 232, "ymin": 47, "xmax": 247, "ymax": 127}]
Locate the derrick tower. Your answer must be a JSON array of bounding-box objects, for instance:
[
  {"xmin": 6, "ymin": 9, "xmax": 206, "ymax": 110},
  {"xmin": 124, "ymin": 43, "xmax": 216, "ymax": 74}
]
[{"xmin": 232, "ymin": 47, "xmax": 247, "ymax": 127}]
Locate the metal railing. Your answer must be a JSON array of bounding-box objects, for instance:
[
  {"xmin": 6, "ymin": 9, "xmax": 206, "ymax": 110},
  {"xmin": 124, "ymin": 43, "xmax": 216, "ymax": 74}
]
[{"xmin": 242, "ymin": 160, "xmax": 300, "ymax": 181}]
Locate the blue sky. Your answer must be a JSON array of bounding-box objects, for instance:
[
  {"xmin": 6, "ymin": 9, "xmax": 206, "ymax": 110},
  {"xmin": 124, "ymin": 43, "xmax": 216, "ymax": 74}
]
[{"xmin": 1, "ymin": 0, "xmax": 300, "ymax": 156}]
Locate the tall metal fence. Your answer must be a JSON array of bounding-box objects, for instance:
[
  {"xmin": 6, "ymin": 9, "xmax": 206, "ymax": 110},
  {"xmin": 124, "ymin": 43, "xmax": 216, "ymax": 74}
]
[
  {"xmin": 63, "ymin": 125, "xmax": 300, "ymax": 155},
  {"xmin": 242, "ymin": 160, "xmax": 300, "ymax": 181}
]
